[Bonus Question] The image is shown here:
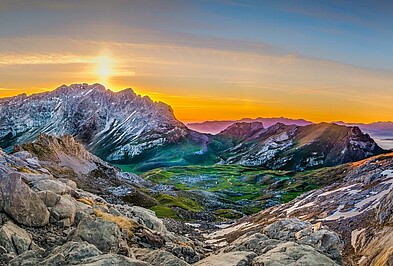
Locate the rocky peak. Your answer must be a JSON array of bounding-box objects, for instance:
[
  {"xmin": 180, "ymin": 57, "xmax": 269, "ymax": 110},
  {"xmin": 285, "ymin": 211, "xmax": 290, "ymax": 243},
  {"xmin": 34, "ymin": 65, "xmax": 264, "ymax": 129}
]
[
  {"xmin": 0, "ymin": 83, "xmax": 188, "ymax": 164},
  {"xmin": 219, "ymin": 122, "xmax": 264, "ymax": 140},
  {"xmin": 219, "ymin": 122, "xmax": 385, "ymax": 170}
]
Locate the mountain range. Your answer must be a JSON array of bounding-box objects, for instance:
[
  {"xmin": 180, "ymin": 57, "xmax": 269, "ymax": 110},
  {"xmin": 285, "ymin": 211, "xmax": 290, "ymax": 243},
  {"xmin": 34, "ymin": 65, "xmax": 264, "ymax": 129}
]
[
  {"xmin": 0, "ymin": 84, "xmax": 386, "ymax": 172},
  {"xmin": 188, "ymin": 118, "xmax": 393, "ymax": 150}
]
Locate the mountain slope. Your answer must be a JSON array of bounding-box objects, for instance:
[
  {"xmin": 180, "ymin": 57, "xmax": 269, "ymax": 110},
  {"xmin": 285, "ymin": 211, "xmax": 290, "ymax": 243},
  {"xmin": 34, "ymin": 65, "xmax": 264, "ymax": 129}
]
[
  {"xmin": 0, "ymin": 84, "xmax": 208, "ymax": 170},
  {"xmin": 213, "ymin": 122, "xmax": 385, "ymax": 171}
]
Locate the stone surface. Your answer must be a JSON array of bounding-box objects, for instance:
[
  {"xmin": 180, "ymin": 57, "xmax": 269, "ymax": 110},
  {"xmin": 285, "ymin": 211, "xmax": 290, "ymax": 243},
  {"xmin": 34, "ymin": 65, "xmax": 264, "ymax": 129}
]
[
  {"xmin": 115, "ymin": 205, "xmax": 167, "ymax": 233},
  {"xmin": 72, "ymin": 217, "xmax": 122, "ymax": 253},
  {"xmin": 80, "ymin": 254, "xmax": 151, "ymax": 266},
  {"xmin": 0, "ymin": 172, "xmax": 49, "ymax": 227},
  {"xmin": 50, "ymin": 195, "xmax": 76, "ymax": 227},
  {"xmin": 194, "ymin": 251, "xmax": 256, "ymax": 266},
  {"xmin": 0, "ymin": 221, "xmax": 32, "ymax": 255},
  {"xmin": 32, "ymin": 179, "xmax": 70, "ymax": 194},
  {"xmin": 42, "ymin": 241, "xmax": 102, "ymax": 265},
  {"xmin": 37, "ymin": 190, "xmax": 61, "ymax": 207},
  {"xmin": 251, "ymin": 242, "xmax": 339, "ymax": 266},
  {"xmin": 137, "ymin": 249, "xmax": 190, "ymax": 266}
]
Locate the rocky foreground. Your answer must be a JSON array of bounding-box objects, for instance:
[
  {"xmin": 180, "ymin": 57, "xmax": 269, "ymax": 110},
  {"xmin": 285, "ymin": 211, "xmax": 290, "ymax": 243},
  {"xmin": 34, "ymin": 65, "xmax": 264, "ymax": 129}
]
[
  {"xmin": 0, "ymin": 135, "xmax": 347, "ymax": 265},
  {"xmin": 208, "ymin": 153, "xmax": 393, "ymax": 265}
]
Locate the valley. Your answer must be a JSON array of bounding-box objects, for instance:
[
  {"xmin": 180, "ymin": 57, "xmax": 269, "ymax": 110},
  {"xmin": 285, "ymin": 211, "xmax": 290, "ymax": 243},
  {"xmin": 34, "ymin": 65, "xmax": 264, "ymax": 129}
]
[{"xmin": 119, "ymin": 164, "xmax": 347, "ymax": 221}]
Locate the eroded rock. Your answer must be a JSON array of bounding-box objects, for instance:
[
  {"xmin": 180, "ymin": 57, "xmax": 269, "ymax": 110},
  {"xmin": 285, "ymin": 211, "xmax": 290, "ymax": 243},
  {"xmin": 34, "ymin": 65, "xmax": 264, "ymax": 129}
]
[{"xmin": 0, "ymin": 172, "xmax": 49, "ymax": 227}]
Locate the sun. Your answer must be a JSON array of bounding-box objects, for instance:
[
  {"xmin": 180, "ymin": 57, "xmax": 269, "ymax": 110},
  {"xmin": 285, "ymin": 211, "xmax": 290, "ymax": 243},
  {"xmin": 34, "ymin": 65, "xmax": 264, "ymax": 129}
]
[{"xmin": 96, "ymin": 55, "xmax": 113, "ymax": 85}]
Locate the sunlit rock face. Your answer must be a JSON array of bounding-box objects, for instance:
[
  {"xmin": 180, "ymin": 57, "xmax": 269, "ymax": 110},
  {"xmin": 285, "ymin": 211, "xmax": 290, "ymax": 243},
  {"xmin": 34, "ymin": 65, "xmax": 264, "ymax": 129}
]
[{"xmin": 0, "ymin": 83, "xmax": 189, "ymax": 164}]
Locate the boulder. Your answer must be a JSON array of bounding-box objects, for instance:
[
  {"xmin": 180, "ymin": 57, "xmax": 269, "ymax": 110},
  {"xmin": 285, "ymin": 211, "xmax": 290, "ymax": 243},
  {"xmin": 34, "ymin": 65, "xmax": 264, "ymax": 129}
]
[
  {"xmin": 37, "ymin": 190, "xmax": 61, "ymax": 207},
  {"xmin": 0, "ymin": 172, "xmax": 49, "ymax": 227},
  {"xmin": 263, "ymin": 219, "xmax": 312, "ymax": 241},
  {"xmin": 32, "ymin": 179, "xmax": 71, "ymax": 194},
  {"xmin": 114, "ymin": 205, "xmax": 167, "ymax": 233},
  {"xmin": 72, "ymin": 216, "xmax": 122, "ymax": 253},
  {"xmin": 50, "ymin": 195, "xmax": 76, "ymax": 227},
  {"xmin": 80, "ymin": 254, "xmax": 151, "ymax": 266},
  {"xmin": 59, "ymin": 178, "xmax": 77, "ymax": 190},
  {"xmin": 137, "ymin": 249, "xmax": 190, "ymax": 266},
  {"xmin": 222, "ymin": 232, "xmax": 281, "ymax": 255},
  {"xmin": 20, "ymin": 173, "xmax": 52, "ymax": 183},
  {"xmin": 297, "ymin": 229, "xmax": 343, "ymax": 262},
  {"xmin": 170, "ymin": 242, "xmax": 200, "ymax": 263},
  {"xmin": 41, "ymin": 241, "xmax": 102, "ymax": 265},
  {"xmin": 8, "ymin": 250, "xmax": 42, "ymax": 266},
  {"xmin": 194, "ymin": 251, "xmax": 256, "ymax": 266},
  {"xmin": 9, "ymin": 241, "xmax": 113, "ymax": 265},
  {"xmin": 251, "ymin": 242, "xmax": 339, "ymax": 266},
  {"xmin": 0, "ymin": 221, "xmax": 32, "ymax": 255}
]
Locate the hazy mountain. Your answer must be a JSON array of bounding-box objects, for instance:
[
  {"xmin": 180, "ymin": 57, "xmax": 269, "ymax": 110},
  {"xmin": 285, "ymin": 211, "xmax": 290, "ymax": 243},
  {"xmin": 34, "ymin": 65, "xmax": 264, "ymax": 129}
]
[
  {"xmin": 335, "ymin": 121, "xmax": 393, "ymax": 150},
  {"xmin": 187, "ymin": 117, "xmax": 313, "ymax": 134},
  {"xmin": 187, "ymin": 118, "xmax": 393, "ymax": 150}
]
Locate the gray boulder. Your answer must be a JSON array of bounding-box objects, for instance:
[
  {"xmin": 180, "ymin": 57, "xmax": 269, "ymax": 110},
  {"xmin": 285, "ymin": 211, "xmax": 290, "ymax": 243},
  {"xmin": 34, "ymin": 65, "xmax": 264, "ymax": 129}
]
[
  {"xmin": 80, "ymin": 253, "xmax": 151, "ymax": 265},
  {"xmin": 0, "ymin": 221, "xmax": 32, "ymax": 255},
  {"xmin": 8, "ymin": 250, "xmax": 42, "ymax": 266},
  {"xmin": 114, "ymin": 205, "xmax": 167, "ymax": 233},
  {"xmin": 37, "ymin": 190, "xmax": 61, "ymax": 207},
  {"xmin": 263, "ymin": 219, "xmax": 312, "ymax": 241},
  {"xmin": 222, "ymin": 233, "xmax": 281, "ymax": 255},
  {"xmin": 50, "ymin": 195, "xmax": 76, "ymax": 227},
  {"xmin": 72, "ymin": 216, "xmax": 122, "ymax": 253},
  {"xmin": 32, "ymin": 179, "xmax": 72, "ymax": 194},
  {"xmin": 0, "ymin": 172, "xmax": 49, "ymax": 227},
  {"xmin": 194, "ymin": 251, "xmax": 257, "ymax": 266},
  {"xmin": 9, "ymin": 241, "xmax": 138, "ymax": 266},
  {"xmin": 137, "ymin": 249, "xmax": 190, "ymax": 266},
  {"xmin": 252, "ymin": 242, "xmax": 339, "ymax": 266},
  {"xmin": 41, "ymin": 241, "xmax": 102, "ymax": 265}
]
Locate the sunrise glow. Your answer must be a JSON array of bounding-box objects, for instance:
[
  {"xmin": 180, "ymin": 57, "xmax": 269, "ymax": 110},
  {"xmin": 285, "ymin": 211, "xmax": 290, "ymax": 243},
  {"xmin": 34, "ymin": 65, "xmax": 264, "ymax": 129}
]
[
  {"xmin": 0, "ymin": 1, "xmax": 392, "ymax": 123},
  {"xmin": 95, "ymin": 55, "xmax": 114, "ymax": 86}
]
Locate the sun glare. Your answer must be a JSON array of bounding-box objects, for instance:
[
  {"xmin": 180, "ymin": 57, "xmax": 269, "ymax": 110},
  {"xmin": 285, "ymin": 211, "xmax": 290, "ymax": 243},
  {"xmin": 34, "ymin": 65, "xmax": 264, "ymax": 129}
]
[{"xmin": 96, "ymin": 55, "xmax": 113, "ymax": 85}]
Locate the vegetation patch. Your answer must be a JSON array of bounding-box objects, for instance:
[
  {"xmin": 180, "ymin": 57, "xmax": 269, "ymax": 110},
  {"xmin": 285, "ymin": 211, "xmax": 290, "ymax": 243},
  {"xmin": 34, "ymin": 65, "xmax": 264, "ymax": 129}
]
[
  {"xmin": 150, "ymin": 206, "xmax": 178, "ymax": 219},
  {"xmin": 153, "ymin": 194, "xmax": 204, "ymax": 213}
]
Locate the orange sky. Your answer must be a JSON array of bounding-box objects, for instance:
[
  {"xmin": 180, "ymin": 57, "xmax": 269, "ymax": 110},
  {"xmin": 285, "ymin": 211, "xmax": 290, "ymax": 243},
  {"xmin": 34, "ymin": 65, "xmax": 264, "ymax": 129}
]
[{"xmin": 1, "ymin": 39, "xmax": 392, "ymax": 124}]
